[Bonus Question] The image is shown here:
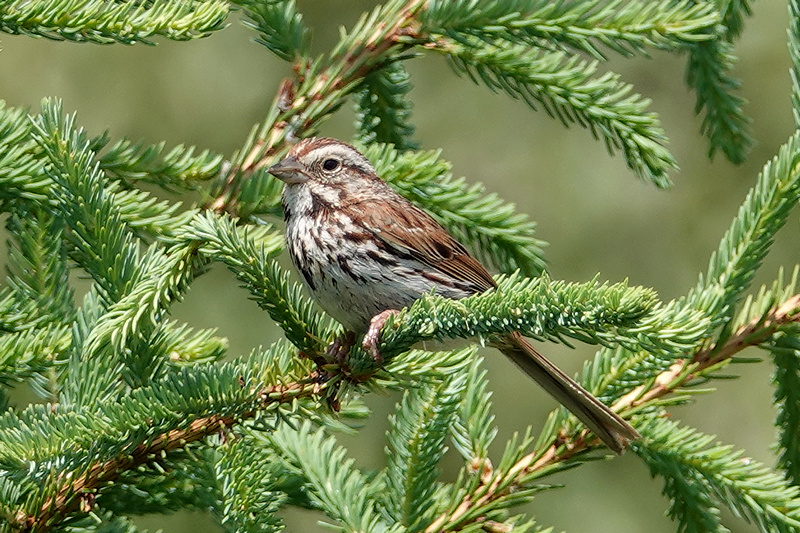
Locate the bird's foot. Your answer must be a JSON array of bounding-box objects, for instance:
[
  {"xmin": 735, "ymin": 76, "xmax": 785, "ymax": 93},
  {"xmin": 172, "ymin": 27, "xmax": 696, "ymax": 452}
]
[
  {"xmin": 325, "ymin": 331, "xmax": 356, "ymax": 365},
  {"xmin": 363, "ymin": 309, "xmax": 400, "ymax": 365}
]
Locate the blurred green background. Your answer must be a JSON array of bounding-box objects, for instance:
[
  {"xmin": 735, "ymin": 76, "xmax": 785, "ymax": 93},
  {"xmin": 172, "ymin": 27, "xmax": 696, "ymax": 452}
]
[{"xmin": 1, "ymin": 1, "xmax": 797, "ymax": 532}]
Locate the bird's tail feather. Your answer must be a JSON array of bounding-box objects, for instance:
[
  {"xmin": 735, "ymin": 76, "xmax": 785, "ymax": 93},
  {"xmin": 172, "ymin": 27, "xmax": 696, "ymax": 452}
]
[{"xmin": 495, "ymin": 332, "xmax": 639, "ymax": 454}]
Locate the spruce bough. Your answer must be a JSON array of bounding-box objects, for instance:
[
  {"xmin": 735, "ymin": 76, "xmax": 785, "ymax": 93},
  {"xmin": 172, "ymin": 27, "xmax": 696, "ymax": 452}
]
[{"xmin": 0, "ymin": 1, "xmax": 799, "ymax": 532}]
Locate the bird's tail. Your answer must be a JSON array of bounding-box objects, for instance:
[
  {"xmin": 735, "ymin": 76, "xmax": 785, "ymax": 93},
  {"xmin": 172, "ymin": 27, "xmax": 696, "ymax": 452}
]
[{"xmin": 495, "ymin": 332, "xmax": 640, "ymax": 454}]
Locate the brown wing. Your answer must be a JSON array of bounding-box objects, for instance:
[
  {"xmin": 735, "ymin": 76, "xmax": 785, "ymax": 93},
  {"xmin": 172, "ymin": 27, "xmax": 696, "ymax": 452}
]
[{"xmin": 359, "ymin": 197, "xmax": 496, "ymax": 293}]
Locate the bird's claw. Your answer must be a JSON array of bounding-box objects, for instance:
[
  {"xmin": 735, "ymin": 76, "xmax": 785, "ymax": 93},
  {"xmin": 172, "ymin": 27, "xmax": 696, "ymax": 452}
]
[
  {"xmin": 325, "ymin": 331, "xmax": 356, "ymax": 365},
  {"xmin": 363, "ymin": 309, "xmax": 399, "ymax": 365}
]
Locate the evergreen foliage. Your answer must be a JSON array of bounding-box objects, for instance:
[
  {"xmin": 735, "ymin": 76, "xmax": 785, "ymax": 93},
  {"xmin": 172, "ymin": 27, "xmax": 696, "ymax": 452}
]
[
  {"xmin": 639, "ymin": 417, "xmax": 800, "ymax": 533},
  {"xmin": 355, "ymin": 62, "xmax": 418, "ymax": 151},
  {"xmin": 236, "ymin": 0, "xmax": 309, "ymax": 62},
  {"xmin": 0, "ymin": 1, "xmax": 798, "ymax": 533},
  {"xmin": 773, "ymin": 325, "xmax": 800, "ymax": 487},
  {"xmin": 443, "ymin": 40, "xmax": 676, "ymax": 186},
  {"xmin": 0, "ymin": 0, "xmax": 229, "ymax": 44},
  {"xmin": 96, "ymin": 136, "xmax": 223, "ymax": 192}
]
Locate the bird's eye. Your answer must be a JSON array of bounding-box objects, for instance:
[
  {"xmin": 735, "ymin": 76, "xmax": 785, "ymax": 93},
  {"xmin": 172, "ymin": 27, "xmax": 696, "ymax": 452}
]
[{"xmin": 322, "ymin": 158, "xmax": 340, "ymax": 171}]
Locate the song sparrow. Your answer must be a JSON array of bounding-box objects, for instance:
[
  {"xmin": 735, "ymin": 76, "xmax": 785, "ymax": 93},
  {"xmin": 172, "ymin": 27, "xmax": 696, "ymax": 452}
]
[{"xmin": 268, "ymin": 137, "xmax": 639, "ymax": 453}]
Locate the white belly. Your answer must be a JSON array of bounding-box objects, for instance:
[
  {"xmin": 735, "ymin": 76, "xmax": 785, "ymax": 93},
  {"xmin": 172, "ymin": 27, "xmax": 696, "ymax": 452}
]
[{"xmin": 286, "ymin": 213, "xmax": 470, "ymax": 332}]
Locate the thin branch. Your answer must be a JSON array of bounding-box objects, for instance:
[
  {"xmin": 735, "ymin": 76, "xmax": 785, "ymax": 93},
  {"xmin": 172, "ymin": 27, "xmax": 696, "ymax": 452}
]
[
  {"xmin": 425, "ymin": 441, "xmax": 589, "ymax": 533},
  {"xmin": 615, "ymin": 294, "xmax": 800, "ymax": 410},
  {"xmin": 13, "ymin": 376, "xmax": 325, "ymax": 533},
  {"xmin": 208, "ymin": 0, "xmax": 425, "ymax": 213},
  {"xmin": 696, "ymin": 294, "xmax": 800, "ymax": 365}
]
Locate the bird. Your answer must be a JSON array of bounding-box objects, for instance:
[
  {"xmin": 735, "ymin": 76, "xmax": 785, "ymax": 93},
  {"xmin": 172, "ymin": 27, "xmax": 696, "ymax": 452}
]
[{"xmin": 268, "ymin": 137, "xmax": 639, "ymax": 453}]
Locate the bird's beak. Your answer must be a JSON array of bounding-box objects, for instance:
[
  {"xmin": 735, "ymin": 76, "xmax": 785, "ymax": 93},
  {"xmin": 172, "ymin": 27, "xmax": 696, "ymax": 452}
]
[{"xmin": 268, "ymin": 155, "xmax": 308, "ymax": 184}]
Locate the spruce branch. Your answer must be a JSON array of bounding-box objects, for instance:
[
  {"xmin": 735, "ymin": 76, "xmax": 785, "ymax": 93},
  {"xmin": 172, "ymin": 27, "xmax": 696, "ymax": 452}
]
[
  {"xmin": 236, "ymin": 0, "xmax": 310, "ymax": 62},
  {"xmin": 210, "ymin": 0, "xmax": 426, "ymax": 212},
  {"xmin": 422, "ymin": 0, "xmax": 720, "ymax": 59},
  {"xmin": 204, "ymin": 439, "xmax": 286, "ymax": 532},
  {"xmin": 436, "ymin": 37, "xmax": 676, "ymax": 187},
  {"xmin": 791, "ymin": 0, "xmax": 800, "ymax": 127},
  {"xmin": 376, "ymin": 347, "xmax": 476, "ymax": 392},
  {"xmin": 355, "ymin": 61, "xmax": 418, "ymax": 151},
  {"xmin": 696, "ymin": 295, "xmax": 800, "ymax": 367},
  {"xmin": 450, "ymin": 354, "xmax": 498, "ymax": 462},
  {"xmin": 67, "ymin": 243, "xmax": 205, "ymax": 402},
  {"xmin": 728, "ymin": 266, "xmax": 800, "ymax": 339},
  {"xmin": 651, "ymin": 457, "xmax": 725, "ymax": 533},
  {"xmin": 181, "ymin": 211, "xmax": 334, "ymax": 361},
  {"xmin": 0, "ymin": 101, "xmax": 48, "ymax": 203},
  {"xmin": 638, "ymin": 417, "xmax": 800, "ymax": 533},
  {"xmin": 0, "ymin": 325, "xmax": 71, "ymax": 386},
  {"xmin": 0, "ymin": 205, "xmax": 76, "ymax": 402},
  {"xmin": 272, "ymin": 0, "xmax": 423, "ymax": 146},
  {"xmin": 426, "ymin": 0, "xmax": 749, "ymax": 166},
  {"xmin": 1, "ymin": 204, "xmax": 77, "ymax": 404},
  {"xmin": 106, "ymin": 183, "xmax": 197, "ymax": 240},
  {"xmin": 521, "ymin": 393, "xmax": 800, "ymax": 533},
  {"xmin": 588, "ymin": 299, "xmax": 713, "ymax": 403},
  {"xmin": 686, "ymin": 130, "xmax": 800, "ymax": 321},
  {"xmin": 0, "ymin": 101, "xmax": 195, "ymax": 240},
  {"xmin": 426, "ymin": 429, "xmax": 562, "ymax": 533},
  {"xmin": 5, "ymin": 206, "xmax": 75, "ymax": 327},
  {"xmin": 613, "ymin": 293, "xmax": 800, "ymax": 411},
  {"xmin": 2, "ymin": 343, "xmax": 322, "ymax": 533},
  {"xmin": 94, "ymin": 447, "xmax": 225, "ymax": 517},
  {"xmin": 720, "ymin": 0, "xmax": 753, "ymax": 39},
  {"xmin": 0, "ymin": 289, "xmax": 30, "ymax": 334},
  {"xmin": 384, "ymin": 373, "xmax": 466, "ymax": 530},
  {"xmin": 153, "ymin": 321, "xmax": 228, "ymax": 366},
  {"xmin": 266, "ymin": 421, "xmax": 400, "ymax": 533},
  {"xmin": 214, "ymin": 0, "xmax": 717, "ymax": 213},
  {"xmin": 519, "ymin": 300, "xmax": 714, "ymax": 468},
  {"xmin": 96, "ymin": 136, "xmax": 224, "ymax": 192},
  {"xmin": 637, "ymin": 421, "xmax": 731, "ymax": 533},
  {"xmin": 0, "ymin": 289, "xmax": 31, "ymax": 335},
  {"xmin": 685, "ymin": 39, "xmax": 752, "ymax": 164},
  {"xmin": 0, "ymin": 0, "xmax": 229, "ymax": 44},
  {"xmin": 772, "ymin": 326, "xmax": 800, "ymax": 487},
  {"xmin": 30, "ymin": 100, "xmax": 210, "ymax": 403},
  {"xmin": 355, "ymin": 274, "xmax": 660, "ymax": 371},
  {"xmin": 528, "ymin": 281, "xmax": 796, "ymax": 460},
  {"xmin": 594, "ymin": 127, "xmax": 800, "ymax": 435},
  {"xmin": 32, "ymin": 101, "xmax": 177, "ymax": 402},
  {"xmin": 31, "ymin": 99, "xmax": 145, "ymax": 303}
]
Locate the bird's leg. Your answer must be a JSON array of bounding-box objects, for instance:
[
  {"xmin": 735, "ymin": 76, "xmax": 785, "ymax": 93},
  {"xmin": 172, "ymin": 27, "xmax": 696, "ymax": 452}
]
[
  {"xmin": 363, "ymin": 309, "xmax": 400, "ymax": 365},
  {"xmin": 320, "ymin": 332, "xmax": 357, "ymax": 412},
  {"xmin": 326, "ymin": 330, "xmax": 356, "ymax": 365}
]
